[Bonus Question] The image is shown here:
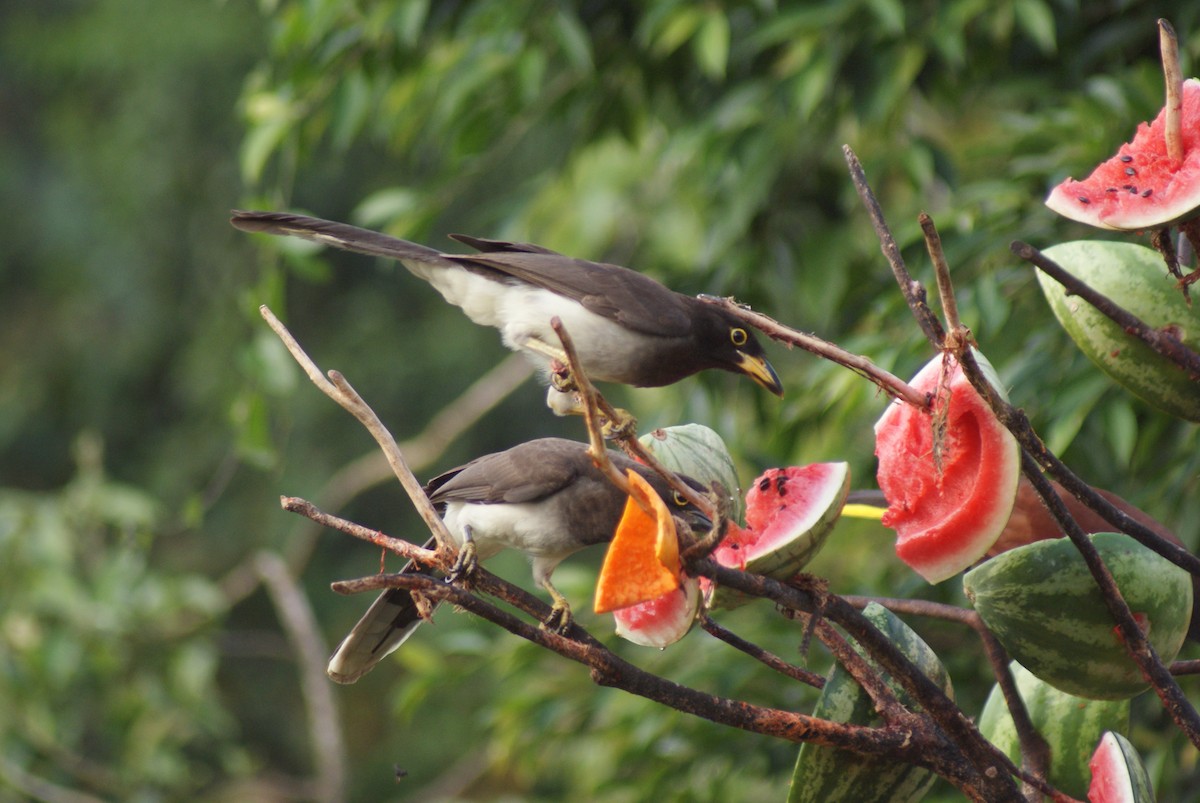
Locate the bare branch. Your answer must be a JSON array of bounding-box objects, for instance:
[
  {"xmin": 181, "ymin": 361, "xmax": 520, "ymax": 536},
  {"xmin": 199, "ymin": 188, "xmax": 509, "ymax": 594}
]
[
  {"xmin": 259, "ymin": 305, "xmax": 456, "ymax": 555},
  {"xmin": 255, "ymin": 552, "xmax": 347, "ymax": 803},
  {"xmin": 699, "ymin": 614, "xmax": 825, "ymax": 688}
]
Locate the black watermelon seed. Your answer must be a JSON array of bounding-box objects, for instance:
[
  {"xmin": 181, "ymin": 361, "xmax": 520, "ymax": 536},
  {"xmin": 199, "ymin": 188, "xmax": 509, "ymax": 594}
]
[
  {"xmin": 1143, "ymin": 189, "xmax": 1153, "ymax": 197},
  {"xmin": 1125, "ymin": 166, "xmax": 1136, "ymax": 176},
  {"xmin": 1120, "ymin": 155, "xmax": 1133, "ymax": 163},
  {"xmin": 1106, "ymin": 187, "xmax": 1119, "ymax": 193},
  {"xmin": 1078, "ymin": 196, "xmax": 1090, "ymax": 203}
]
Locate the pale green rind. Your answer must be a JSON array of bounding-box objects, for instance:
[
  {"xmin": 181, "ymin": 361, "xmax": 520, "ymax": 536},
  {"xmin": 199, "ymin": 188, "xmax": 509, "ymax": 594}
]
[
  {"xmin": 978, "ymin": 662, "xmax": 1129, "ymax": 798},
  {"xmin": 788, "ymin": 603, "xmax": 952, "ymax": 803},
  {"xmin": 1037, "ymin": 240, "xmax": 1200, "ymax": 421},
  {"xmin": 1090, "ymin": 731, "xmax": 1156, "ymax": 803},
  {"xmin": 639, "ymin": 423, "xmax": 744, "ymax": 524},
  {"xmin": 964, "ymin": 532, "xmax": 1193, "ymax": 699}
]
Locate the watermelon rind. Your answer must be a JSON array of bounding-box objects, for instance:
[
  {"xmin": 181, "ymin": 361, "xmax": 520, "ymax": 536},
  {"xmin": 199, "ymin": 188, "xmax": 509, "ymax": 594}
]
[
  {"xmin": 705, "ymin": 462, "xmax": 850, "ymax": 610},
  {"xmin": 612, "ymin": 575, "xmax": 699, "ymax": 648},
  {"xmin": 639, "ymin": 424, "xmax": 744, "ymax": 524},
  {"xmin": 1037, "ymin": 240, "xmax": 1200, "ymax": 422},
  {"xmin": 1088, "ymin": 731, "xmax": 1155, "ymax": 803},
  {"xmin": 978, "ymin": 662, "xmax": 1129, "ymax": 798},
  {"xmin": 964, "ymin": 532, "xmax": 1193, "ymax": 700},
  {"xmin": 1045, "ymin": 77, "xmax": 1200, "ymax": 231},
  {"xmin": 874, "ymin": 349, "xmax": 1021, "ymax": 584},
  {"xmin": 788, "ymin": 603, "xmax": 951, "ymax": 803}
]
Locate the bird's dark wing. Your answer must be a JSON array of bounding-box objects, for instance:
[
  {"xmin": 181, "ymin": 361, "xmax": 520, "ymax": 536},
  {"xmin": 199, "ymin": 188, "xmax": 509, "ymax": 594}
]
[
  {"xmin": 449, "ymin": 233, "xmax": 565, "ymax": 256},
  {"xmin": 445, "ymin": 251, "xmax": 696, "ymax": 338},
  {"xmin": 425, "ymin": 438, "xmax": 592, "ymax": 505}
]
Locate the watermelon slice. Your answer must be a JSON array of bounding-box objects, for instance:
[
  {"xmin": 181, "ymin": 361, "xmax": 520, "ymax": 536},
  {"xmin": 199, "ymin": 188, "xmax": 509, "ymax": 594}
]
[
  {"xmin": 705, "ymin": 462, "xmax": 849, "ymax": 609},
  {"xmin": 1087, "ymin": 731, "xmax": 1155, "ymax": 803},
  {"xmin": 874, "ymin": 350, "xmax": 1020, "ymax": 584},
  {"xmin": 612, "ymin": 577, "xmax": 700, "ymax": 648},
  {"xmin": 1046, "ymin": 78, "xmax": 1200, "ymax": 230}
]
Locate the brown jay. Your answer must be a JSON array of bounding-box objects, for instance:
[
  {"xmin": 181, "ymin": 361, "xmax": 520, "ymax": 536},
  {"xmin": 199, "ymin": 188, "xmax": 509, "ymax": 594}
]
[
  {"xmin": 326, "ymin": 437, "xmax": 711, "ymax": 684},
  {"xmin": 231, "ymin": 210, "xmax": 783, "ymax": 415}
]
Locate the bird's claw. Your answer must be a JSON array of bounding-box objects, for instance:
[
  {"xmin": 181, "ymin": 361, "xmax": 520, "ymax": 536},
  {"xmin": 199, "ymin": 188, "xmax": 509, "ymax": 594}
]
[
  {"xmin": 447, "ymin": 540, "xmax": 478, "ymax": 584},
  {"xmin": 549, "ymin": 359, "xmax": 578, "ymax": 393},
  {"xmin": 600, "ymin": 407, "xmax": 637, "ymax": 440},
  {"xmin": 542, "ymin": 600, "xmax": 574, "ymax": 634}
]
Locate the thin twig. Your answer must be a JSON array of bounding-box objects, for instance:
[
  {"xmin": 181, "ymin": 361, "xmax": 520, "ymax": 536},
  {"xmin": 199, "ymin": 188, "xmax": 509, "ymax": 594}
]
[
  {"xmin": 1160, "ymin": 18, "xmax": 1184, "ymax": 165},
  {"xmin": 700, "ymin": 615, "xmax": 825, "ymax": 688},
  {"xmin": 280, "ymin": 496, "xmax": 442, "ymax": 566},
  {"xmin": 550, "ymin": 316, "xmax": 719, "ymax": 520},
  {"xmin": 921, "ymin": 214, "xmax": 962, "ymax": 334},
  {"xmin": 259, "ymin": 305, "xmax": 457, "ymax": 555},
  {"xmin": 697, "ymin": 296, "xmax": 929, "ymax": 409},
  {"xmin": 844, "ymin": 145, "xmax": 946, "ymax": 348}
]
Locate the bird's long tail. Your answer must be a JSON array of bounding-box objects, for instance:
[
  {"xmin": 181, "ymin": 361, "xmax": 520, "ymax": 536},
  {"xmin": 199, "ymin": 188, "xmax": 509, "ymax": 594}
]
[
  {"xmin": 325, "ymin": 537, "xmax": 439, "ymax": 684},
  {"xmin": 231, "ymin": 210, "xmax": 445, "ymax": 264}
]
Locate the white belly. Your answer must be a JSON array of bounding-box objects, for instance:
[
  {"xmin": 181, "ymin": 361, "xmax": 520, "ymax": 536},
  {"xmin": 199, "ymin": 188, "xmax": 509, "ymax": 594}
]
[{"xmin": 404, "ymin": 262, "xmax": 648, "ymax": 383}]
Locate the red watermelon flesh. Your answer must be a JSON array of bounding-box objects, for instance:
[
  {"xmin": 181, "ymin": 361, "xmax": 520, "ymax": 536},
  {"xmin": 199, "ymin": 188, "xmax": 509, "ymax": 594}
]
[
  {"xmin": 1046, "ymin": 78, "xmax": 1200, "ymax": 230},
  {"xmin": 874, "ymin": 351, "xmax": 1020, "ymax": 584}
]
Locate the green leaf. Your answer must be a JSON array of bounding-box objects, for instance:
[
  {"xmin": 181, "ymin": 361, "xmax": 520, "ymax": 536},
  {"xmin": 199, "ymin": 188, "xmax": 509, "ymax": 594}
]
[{"xmin": 694, "ymin": 9, "xmax": 730, "ymax": 79}]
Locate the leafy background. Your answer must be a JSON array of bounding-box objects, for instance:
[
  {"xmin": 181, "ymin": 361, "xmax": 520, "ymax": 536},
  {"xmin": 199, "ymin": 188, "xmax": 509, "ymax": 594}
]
[{"xmin": 3, "ymin": 0, "xmax": 1199, "ymax": 800}]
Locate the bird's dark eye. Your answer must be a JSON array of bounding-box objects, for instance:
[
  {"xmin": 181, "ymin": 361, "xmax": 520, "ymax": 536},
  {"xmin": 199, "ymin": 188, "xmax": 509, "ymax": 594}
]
[
  {"xmin": 672, "ymin": 490, "xmax": 689, "ymax": 508},
  {"xmin": 730, "ymin": 327, "xmax": 748, "ymax": 347}
]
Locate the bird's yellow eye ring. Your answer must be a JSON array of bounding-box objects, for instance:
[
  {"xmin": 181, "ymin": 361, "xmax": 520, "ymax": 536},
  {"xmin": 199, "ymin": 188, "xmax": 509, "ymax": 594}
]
[
  {"xmin": 730, "ymin": 327, "xmax": 748, "ymax": 347},
  {"xmin": 672, "ymin": 490, "xmax": 689, "ymax": 508}
]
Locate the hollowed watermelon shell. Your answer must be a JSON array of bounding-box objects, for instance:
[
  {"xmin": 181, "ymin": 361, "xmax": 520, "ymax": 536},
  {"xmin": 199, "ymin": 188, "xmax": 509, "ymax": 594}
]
[
  {"xmin": 874, "ymin": 350, "xmax": 1020, "ymax": 584},
  {"xmin": 1046, "ymin": 78, "xmax": 1200, "ymax": 230}
]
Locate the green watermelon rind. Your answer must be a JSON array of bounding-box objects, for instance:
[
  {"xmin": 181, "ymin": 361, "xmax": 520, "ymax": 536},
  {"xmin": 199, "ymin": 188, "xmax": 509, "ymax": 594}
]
[
  {"xmin": 1089, "ymin": 731, "xmax": 1155, "ymax": 803},
  {"xmin": 1037, "ymin": 240, "xmax": 1200, "ymax": 422},
  {"xmin": 705, "ymin": 463, "xmax": 850, "ymax": 611},
  {"xmin": 978, "ymin": 662, "xmax": 1129, "ymax": 798},
  {"xmin": 964, "ymin": 532, "xmax": 1193, "ymax": 700},
  {"xmin": 639, "ymin": 424, "xmax": 745, "ymax": 524},
  {"xmin": 788, "ymin": 602, "xmax": 952, "ymax": 803},
  {"xmin": 1045, "ymin": 78, "xmax": 1200, "ymax": 231}
]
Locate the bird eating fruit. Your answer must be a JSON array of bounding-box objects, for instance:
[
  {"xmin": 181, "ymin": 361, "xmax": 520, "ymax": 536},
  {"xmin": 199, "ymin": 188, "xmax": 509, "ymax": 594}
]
[
  {"xmin": 326, "ymin": 437, "xmax": 711, "ymax": 684},
  {"xmin": 231, "ymin": 210, "xmax": 783, "ymax": 420}
]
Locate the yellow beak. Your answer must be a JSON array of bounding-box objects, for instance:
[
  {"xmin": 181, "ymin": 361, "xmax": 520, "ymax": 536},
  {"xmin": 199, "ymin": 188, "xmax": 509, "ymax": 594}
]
[{"xmin": 735, "ymin": 352, "xmax": 784, "ymax": 397}]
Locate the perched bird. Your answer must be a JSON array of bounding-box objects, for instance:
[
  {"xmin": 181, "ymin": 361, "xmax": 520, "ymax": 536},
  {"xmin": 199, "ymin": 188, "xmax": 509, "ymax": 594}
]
[
  {"xmin": 231, "ymin": 210, "xmax": 783, "ymax": 416},
  {"xmin": 327, "ymin": 437, "xmax": 711, "ymax": 684}
]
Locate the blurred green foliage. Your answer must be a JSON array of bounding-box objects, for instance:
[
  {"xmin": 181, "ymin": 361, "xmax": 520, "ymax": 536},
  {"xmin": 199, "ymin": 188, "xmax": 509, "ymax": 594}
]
[{"xmin": 4, "ymin": 0, "xmax": 1200, "ymax": 800}]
